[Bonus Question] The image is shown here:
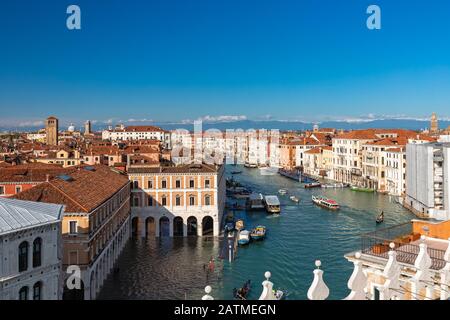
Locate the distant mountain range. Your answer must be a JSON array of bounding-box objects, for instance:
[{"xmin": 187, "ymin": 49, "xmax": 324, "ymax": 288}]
[{"xmin": 2, "ymin": 119, "xmax": 448, "ymax": 133}]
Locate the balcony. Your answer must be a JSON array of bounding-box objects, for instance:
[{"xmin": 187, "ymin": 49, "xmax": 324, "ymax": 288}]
[{"xmin": 360, "ymin": 222, "xmax": 446, "ymax": 270}]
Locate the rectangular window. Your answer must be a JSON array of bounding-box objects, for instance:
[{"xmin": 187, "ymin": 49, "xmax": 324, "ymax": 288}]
[
  {"xmin": 147, "ymin": 180, "xmax": 153, "ymax": 189},
  {"xmin": 69, "ymin": 221, "xmax": 78, "ymax": 235},
  {"xmin": 189, "ymin": 179, "xmax": 195, "ymax": 188},
  {"xmin": 148, "ymin": 196, "xmax": 153, "ymax": 206},
  {"xmin": 162, "ymin": 197, "xmax": 167, "ymax": 206},
  {"xmin": 15, "ymin": 186, "xmax": 22, "ymax": 194},
  {"xmin": 205, "ymin": 179, "xmax": 211, "ymax": 188},
  {"xmin": 162, "ymin": 180, "xmax": 167, "ymax": 188},
  {"xmin": 0, "ymin": 186, "xmax": 5, "ymax": 194},
  {"xmin": 175, "ymin": 180, "xmax": 181, "ymax": 188}
]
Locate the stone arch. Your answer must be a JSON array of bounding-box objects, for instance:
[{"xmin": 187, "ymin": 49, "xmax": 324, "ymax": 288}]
[
  {"xmin": 173, "ymin": 216, "xmax": 184, "ymax": 237},
  {"xmin": 131, "ymin": 217, "xmax": 139, "ymax": 237},
  {"xmin": 187, "ymin": 216, "xmax": 198, "ymax": 236},
  {"xmin": 145, "ymin": 217, "xmax": 156, "ymax": 237},
  {"xmin": 202, "ymin": 216, "xmax": 214, "ymax": 236},
  {"xmin": 159, "ymin": 216, "xmax": 170, "ymax": 237}
]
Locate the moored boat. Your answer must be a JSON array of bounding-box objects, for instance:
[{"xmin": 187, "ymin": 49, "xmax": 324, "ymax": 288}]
[
  {"xmin": 312, "ymin": 195, "xmax": 340, "ymax": 210},
  {"xmin": 351, "ymin": 186, "xmax": 375, "ymax": 193},
  {"xmin": 289, "ymin": 195, "xmax": 300, "ymax": 203},
  {"xmin": 304, "ymin": 182, "xmax": 322, "ymax": 189},
  {"xmin": 231, "ymin": 170, "xmax": 242, "ymax": 175},
  {"xmin": 250, "ymin": 226, "xmax": 266, "ymax": 240},
  {"xmin": 264, "ymin": 195, "xmax": 281, "ymax": 214},
  {"xmin": 278, "ymin": 189, "xmax": 287, "ymax": 195},
  {"xmin": 238, "ymin": 230, "xmax": 250, "ymax": 245},
  {"xmin": 321, "ymin": 183, "xmax": 348, "ymax": 188},
  {"xmin": 246, "ymin": 193, "xmax": 265, "ymax": 210}
]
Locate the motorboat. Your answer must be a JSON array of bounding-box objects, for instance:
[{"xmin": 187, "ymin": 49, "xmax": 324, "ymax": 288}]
[
  {"xmin": 231, "ymin": 170, "xmax": 242, "ymax": 175},
  {"xmin": 250, "ymin": 226, "xmax": 267, "ymax": 240},
  {"xmin": 289, "ymin": 196, "xmax": 300, "ymax": 203},
  {"xmin": 304, "ymin": 182, "xmax": 322, "ymax": 189},
  {"xmin": 238, "ymin": 230, "xmax": 250, "ymax": 245},
  {"xmin": 278, "ymin": 189, "xmax": 287, "ymax": 195},
  {"xmin": 321, "ymin": 183, "xmax": 348, "ymax": 189},
  {"xmin": 312, "ymin": 195, "xmax": 340, "ymax": 211},
  {"xmin": 351, "ymin": 186, "xmax": 375, "ymax": 193},
  {"xmin": 264, "ymin": 195, "xmax": 281, "ymax": 214}
]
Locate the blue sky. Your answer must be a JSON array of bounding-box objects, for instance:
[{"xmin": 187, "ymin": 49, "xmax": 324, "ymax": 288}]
[{"xmin": 1, "ymin": 0, "xmax": 450, "ymax": 127}]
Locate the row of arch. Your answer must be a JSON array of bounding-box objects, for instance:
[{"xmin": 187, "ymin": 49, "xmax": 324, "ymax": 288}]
[
  {"xmin": 131, "ymin": 215, "xmax": 214, "ymax": 237},
  {"xmin": 18, "ymin": 281, "xmax": 42, "ymax": 300}
]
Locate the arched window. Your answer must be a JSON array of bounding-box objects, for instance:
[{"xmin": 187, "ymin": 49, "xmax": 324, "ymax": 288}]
[
  {"xmin": 132, "ymin": 196, "xmax": 139, "ymax": 207},
  {"xmin": 18, "ymin": 241, "xmax": 28, "ymax": 272},
  {"xmin": 19, "ymin": 286, "xmax": 28, "ymax": 300},
  {"xmin": 33, "ymin": 238, "xmax": 42, "ymax": 268},
  {"xmin": 33, "ymin": 282, "xmax": 42, "ymax": 300},
  {"xmin": 204, "ymin": 195, "xmax": 211, "ymax": 206},
  {"xmin": 189, "ymin": 195, "xmax": 195, "ymax": 206},
  {"xmin": 175, "ymin": 195, "xmax": 181, "ymax": 206}
]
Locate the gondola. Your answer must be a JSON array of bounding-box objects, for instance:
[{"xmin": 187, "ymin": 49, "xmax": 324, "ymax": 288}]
[
  {"xmin": 233, "ymin": 280, "xmax": 251, "ymax": 300},
  {"xmin": 376, "ymin": 212, "xmax": 384, "ymax": 224}
]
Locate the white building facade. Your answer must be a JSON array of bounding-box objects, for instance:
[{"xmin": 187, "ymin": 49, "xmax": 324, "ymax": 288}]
[{"xmin": 0, "ymin": 198, "xmax": 64, "ymax": 300}]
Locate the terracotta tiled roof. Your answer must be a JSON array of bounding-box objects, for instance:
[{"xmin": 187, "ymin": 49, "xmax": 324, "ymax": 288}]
[
  {"xmin": 0, "ymin": 163, "xmax": 72, "ymax": 183},
  {"xmin": 128, "ymin": 163, "xmax": 219, "ymax": 174},
  {"xmin": 304, "ymin": 147, "xmax": 322, "ymax": 154},
  {"xmin": 124, "ymin": 126, "xmax": 165, "ymax": 133},
  {"xmin": 13, "ymin": 165, "xmax": 130, "ymax": 213}
]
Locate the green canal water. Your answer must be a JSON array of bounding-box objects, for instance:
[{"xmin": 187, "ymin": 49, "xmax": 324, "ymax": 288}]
[{"xmin": 98, "ymin": 165, "xmax": 415, "ymax": 300}]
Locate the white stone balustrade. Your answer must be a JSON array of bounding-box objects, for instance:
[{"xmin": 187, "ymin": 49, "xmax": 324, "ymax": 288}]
[
  {"xmin": 440, "ymin": 237, "xmax": 450, "ymax": 300},
  {"xmin": 307, "ymin": 260, "xmax": 330, "ymax": 300},
  {"xmin": 411, "ymin": 236, "xmax": 433, "ymax": 300},
  {"xmin": 344, "ymin": 252, "xmax": 368, "ymax": 300},
  {"xmin": 259, "ymin": 271, "xmax": 277, "ymax": 300},
  {"xmin": 378, "ymin": 243, "xmax": 402, "ymax": 300},
  {"xmin": 202, "ymin": 286, "xmax": 214, "ymax": 300}
]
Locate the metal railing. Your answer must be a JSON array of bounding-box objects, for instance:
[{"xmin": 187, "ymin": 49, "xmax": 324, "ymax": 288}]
[{"xmin": 360, "ymin": 222, "xmax": 446, "ymax": 270}]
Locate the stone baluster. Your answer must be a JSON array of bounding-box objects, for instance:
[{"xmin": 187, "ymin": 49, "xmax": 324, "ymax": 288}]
[
  {"xmin": 259, "ymin": 271, "xmax": 277, "ymax": 300},
  {"xmin": 411, "ymin": 236, "xmax": 433, "ymax": 300},
  {"xmin": 378, "ymin": 243, "xmax": 401, "ymax": 300},
  {"xmin": 307, "ymin": 260, "xmax": 329, "ymax": 300},
  {"xmin": 201, "ymin": 286, "xmax": 214, "ymax": 300},
  {"xmin": 344, "ymin": 252, "xmax": 368, "ymax": 300},
  {"xmin": 440, "ymin": 237, "xmax": 450, "ymax": 300}
]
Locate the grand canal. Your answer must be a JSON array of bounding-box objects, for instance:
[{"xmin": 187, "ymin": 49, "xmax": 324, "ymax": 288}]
[{"xmin": 98, "ymin": 165, "xmax": 415, "ymax": 300}]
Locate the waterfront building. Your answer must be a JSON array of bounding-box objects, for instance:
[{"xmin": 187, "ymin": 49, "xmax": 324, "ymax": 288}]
[
  {"xmin": 0, "ymin": 163, "xmax": 72, "ymax": 197},
  {"xmin": 405, "ymin": 142, "xmax": 450, "ymax": 220},
  {"xmin": 385, "ymin": 147, "xmax": 406, "ymax": 197},
  {"xmin": 14, "ymin": 165, "xmax": 131, "ymax": 300},
  {"xmin": 303, "ymin": 146, "xmax": 333, "ymax": 178},
  {"xmin": 294, "ymin": 137, "xmax": 325, "ymax": 170},
  {"xmin": 45, "ymin": 116, "xmax": 59, "ymax": 146},
  {"xmin": 0, "ymin": 197, "xmax": 64, "ymax": 300},
  {"xmin": 128, "ymin": 163, "xmax": 225, "ymax": 238},
  {"xmin": 102, "ymin": 125, "xmax": 171, "ymax": 149}
]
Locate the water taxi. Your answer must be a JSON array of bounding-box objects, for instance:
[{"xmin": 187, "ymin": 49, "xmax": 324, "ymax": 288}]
[
  {"xmin": 250, "ymin": 226, "xmax": 267, "ymax": 240},
  {"xmin": 264, "ymin": 195, "xmax": 281, "ymax": 214},
  {"xmin": 235, "ymin": 219, "xmax": 245, "ymax": 231},
  {"xmin": 246, "ymin": 193, "xmax": 265, "ymax": 210},
  {"xmin": 278, "ymin": 189, "xmax": 287, "ymax": 195},
  {"xmin": 238, "ymin": 230, "xmax": 250, "ymax": 245},
  {"xmin": 289, "ymin": 196, "xmax": 300, "ymax": 203},
  {"xmin": 312, "ymin": 195, "xmax": 340, "ymax": 211},
  {"xmin": 304, "ymin": 182, "xmax": 321, "ymax": 189},
  {"xmin": 351, "ymin": 186, "xmax": 375, "ymax": 193},
  {"xmin": 321, "ymin": 183, "xmax": 348, "ymax": 189}
]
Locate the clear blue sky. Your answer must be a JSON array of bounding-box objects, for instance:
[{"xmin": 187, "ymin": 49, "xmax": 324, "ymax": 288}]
[{"xmin": 1, "ymin": 0, "xmax": 450, "ymax": 126}]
